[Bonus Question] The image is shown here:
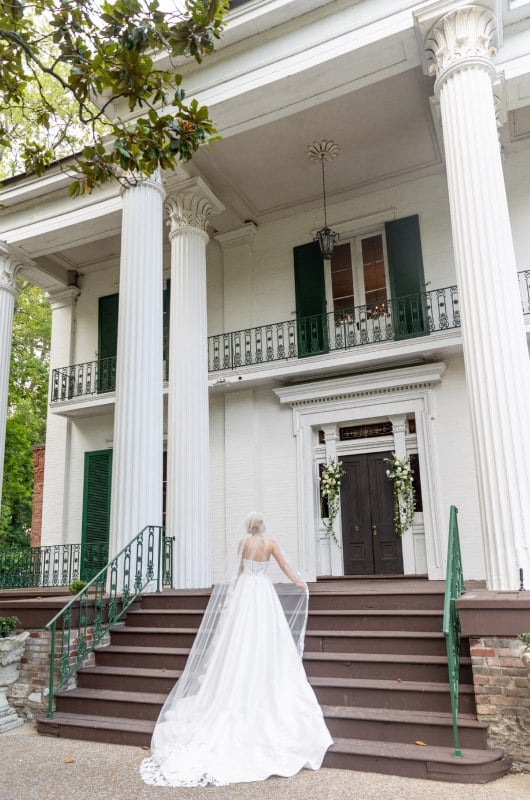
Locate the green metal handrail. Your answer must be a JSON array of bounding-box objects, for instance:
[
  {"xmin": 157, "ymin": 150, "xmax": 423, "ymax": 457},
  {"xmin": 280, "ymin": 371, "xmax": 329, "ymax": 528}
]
[
  {"xmin": 0, "ymin": 542, "xmax": 108, "ymax": 589},
  {"xmin": 443, "ymin": 505, "xmax": 465, "ymax": 759},
  {"xmin": 45, "ymin": 526, "xmax": 173, "ymax": 719}
]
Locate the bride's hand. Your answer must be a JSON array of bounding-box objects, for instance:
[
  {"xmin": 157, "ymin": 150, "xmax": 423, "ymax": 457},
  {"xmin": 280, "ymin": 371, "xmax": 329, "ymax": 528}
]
[{"xmin": 295, "ymin": 578, "xmax": 308, "ymax": 590}]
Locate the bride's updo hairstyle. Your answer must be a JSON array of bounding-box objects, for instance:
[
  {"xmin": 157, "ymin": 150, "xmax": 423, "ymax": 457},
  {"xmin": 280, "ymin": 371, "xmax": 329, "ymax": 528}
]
[{"xmin": 245, "ymin": 511, "xmax": 265, "ymax": 535}]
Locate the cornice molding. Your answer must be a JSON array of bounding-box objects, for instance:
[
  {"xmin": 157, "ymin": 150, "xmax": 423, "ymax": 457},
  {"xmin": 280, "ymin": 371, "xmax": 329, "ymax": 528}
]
[
  {"xmin": 215, "ymin": 223, "xmax": 257, "ymax": 251},
  {"xmin": 274, "ymin": 363, "xmax": 447, "ymax": 407}
]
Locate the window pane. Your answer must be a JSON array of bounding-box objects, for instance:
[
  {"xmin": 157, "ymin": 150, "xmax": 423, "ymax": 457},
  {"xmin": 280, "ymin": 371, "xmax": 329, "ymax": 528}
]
[
  {"xmin": 331, "ymin": 243, "xmax": 354, "ymax": 308},
  {"xmin": 362, "ymin": 235, "xmax": 387, "ymax": 309}
]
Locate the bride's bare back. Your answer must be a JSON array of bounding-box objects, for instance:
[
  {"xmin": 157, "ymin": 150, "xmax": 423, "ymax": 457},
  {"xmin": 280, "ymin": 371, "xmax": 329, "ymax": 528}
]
[{"xmin": 240, "ymin": 535, "xmax": 306, "ymax": 589}]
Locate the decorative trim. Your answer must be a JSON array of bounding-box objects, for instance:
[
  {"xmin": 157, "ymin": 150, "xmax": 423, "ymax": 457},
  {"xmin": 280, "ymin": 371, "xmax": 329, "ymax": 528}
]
[
  {"xmin": 274, "ymin": 363, "xmax": 447, "ymax": 407},
  {"xmin": 0, "ymin": 243, "xmax": 24, "ymax": 295},
  {"xmin": 311, "ymin": 209, "xmax": 396, "ymax": 241},
  {"xmin": 424, "ymin": 5, "xmax": 497, "ymax": 81},
  {"xmin": 166, "ymin": 177, "xmax": 224, "ymax": 236},
  {"xmin": 46, "ymin": 287, "xmax": 81, "ymax": 311},
  {"xmin": 215, "ymin": 223, "xmax": 257, "ymax": 251}
]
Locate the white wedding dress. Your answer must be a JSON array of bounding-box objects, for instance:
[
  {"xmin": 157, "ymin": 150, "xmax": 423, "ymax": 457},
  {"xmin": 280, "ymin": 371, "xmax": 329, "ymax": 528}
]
[{"xmin": 140, "ymin": 557, "xmax": 333, "ymax": 787}]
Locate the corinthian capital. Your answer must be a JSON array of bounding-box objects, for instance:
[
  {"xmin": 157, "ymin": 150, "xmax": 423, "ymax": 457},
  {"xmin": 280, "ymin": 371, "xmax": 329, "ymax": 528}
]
[
  {"xmin": 424, "ymin": 5, "xmax": 497, "ymax": 79},
  {"xmin": 165, "ymin": 177, "xmax": 224, "ymax": 237},
  {"xmin": 0, "ymin": 243, "xmax": 24, "ymax": 295}
]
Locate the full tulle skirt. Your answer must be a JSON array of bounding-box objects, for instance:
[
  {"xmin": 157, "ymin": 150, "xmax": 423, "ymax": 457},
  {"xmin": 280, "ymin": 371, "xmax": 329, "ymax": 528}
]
[{"xmin": 140, "ymin": 571, "xmax": 333, "ymax": 786}]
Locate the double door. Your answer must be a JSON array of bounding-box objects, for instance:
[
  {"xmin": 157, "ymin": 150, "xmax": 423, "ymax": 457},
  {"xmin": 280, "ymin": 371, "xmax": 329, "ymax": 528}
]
[{"xmin": 340, "ymin": 451, "xmax": 403, "ymax": 575}]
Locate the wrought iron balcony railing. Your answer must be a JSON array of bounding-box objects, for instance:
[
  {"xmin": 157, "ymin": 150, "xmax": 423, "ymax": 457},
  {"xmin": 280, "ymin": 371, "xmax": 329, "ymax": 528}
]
[
  {"xmin": 50, "ymin": 273, "xmax": 530, "ymax": 402},
  {"xmin": 0, "ymin": 542, "xmax": 108, "ymax": 589},
  {"xmin": 209, "ymin": 284, "xmax": 461, "ymax": 371}
]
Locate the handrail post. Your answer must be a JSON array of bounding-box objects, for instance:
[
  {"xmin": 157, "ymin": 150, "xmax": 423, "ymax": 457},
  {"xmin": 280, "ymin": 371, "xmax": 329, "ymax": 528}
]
[{"xmin": 47, "ymin": 621, "xmax": 56, "ymax": 719}]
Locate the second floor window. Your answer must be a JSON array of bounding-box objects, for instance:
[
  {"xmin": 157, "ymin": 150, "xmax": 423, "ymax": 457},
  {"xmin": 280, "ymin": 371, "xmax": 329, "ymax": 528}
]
[{"xmin": 330, "ymin": 233, "xmax": 389, "ymax": 316}]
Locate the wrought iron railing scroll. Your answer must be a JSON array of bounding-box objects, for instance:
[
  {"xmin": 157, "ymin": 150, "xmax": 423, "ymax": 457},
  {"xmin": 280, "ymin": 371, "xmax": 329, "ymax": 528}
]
[{"xmin": 45, "ymin": 526, "xmax": 173, "ymax": 719}]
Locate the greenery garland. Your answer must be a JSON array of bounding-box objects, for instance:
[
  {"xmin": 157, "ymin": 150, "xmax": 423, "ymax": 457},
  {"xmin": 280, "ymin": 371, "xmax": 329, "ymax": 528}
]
[
  {"xmin": 320, "ymin": 459, "xmax": 345, "ymax": 546},
  {"xmin": 385, "ymin": 453, "xmax": 416, "ymax": 536}
]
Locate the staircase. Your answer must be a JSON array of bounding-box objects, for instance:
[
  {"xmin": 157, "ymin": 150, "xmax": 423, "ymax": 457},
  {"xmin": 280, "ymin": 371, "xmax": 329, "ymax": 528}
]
[{"xmin": 37, "ymin": 580, "xmax": 511, "ymax": 783}]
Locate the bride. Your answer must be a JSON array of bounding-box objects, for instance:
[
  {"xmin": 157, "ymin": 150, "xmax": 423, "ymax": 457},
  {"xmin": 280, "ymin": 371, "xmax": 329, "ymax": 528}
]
[{"xmin": 140, "ymin": 511, "xmax": 333, "ymax": 787}]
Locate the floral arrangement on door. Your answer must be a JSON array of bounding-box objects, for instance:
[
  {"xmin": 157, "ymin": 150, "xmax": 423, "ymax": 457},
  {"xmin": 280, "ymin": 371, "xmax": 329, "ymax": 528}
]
[
  {"xmin": 319, "ymin": 459, "xmax": 345, "ymax": 546},
  {"xmin": 385, "ymin": 453, "xmax": 416, "ymax": 536}
]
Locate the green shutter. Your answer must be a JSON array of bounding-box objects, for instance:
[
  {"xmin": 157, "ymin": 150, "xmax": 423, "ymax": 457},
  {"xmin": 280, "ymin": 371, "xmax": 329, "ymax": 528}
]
[
  {"xmin": 98, "ymin": 293, "xmax": 119, "ymax": 392},
  {"xmin": 81, "ymin": 450, "xmax": 112, "ymax": 580},
  {"xmin": 293, "ymin": 242, "xmax": 328, "ymax": 356},
  {"xmin": 385, "ymin": 215, "xmax": 429, "ymax": 339}
]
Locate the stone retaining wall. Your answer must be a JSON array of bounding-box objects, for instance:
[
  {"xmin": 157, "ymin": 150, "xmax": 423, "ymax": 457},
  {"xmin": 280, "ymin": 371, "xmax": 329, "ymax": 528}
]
[
  {"xmin": 7, "ymin": 627, "xmax": 107, "ymax": 720},
  {"xmin": 470, "ymin": 636, "xmax": 530, "ymax": 771}
]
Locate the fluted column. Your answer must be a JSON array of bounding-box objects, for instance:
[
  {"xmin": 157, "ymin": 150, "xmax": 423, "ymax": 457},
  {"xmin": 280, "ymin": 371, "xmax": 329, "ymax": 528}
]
[
  {"xmin": 423, "ymin": 5, "xmax": 530, "ymax": 589},
  {"xmin": 166, "ymin": 178, "xmax": 224, "ymax": 588},
  {"xmin": 40, "ymin": 287, "xmax": 80, "ymax": 546},
  {"xmin": 109, "ymin": 174, "xmax": 165, "ymax": 558},
  {"xmin": 0, "ymin": 244, "xmax": 22, "ymax": 514}
]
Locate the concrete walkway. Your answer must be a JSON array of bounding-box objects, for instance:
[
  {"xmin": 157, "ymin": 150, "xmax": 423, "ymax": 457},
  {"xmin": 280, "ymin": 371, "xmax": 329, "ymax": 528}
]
[{"xmin": 2, "ymin": 723, "xmax": 529, "ymax": 800}]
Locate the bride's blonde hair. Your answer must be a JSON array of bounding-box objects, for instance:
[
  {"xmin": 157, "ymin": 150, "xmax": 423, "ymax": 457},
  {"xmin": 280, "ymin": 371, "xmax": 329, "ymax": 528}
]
[{"xmin": 245, "ymin": 511, "xmax": 265, "ymax": 535}]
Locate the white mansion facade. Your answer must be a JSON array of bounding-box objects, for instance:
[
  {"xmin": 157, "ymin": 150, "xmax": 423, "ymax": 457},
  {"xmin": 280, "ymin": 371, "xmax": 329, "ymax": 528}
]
[{"xmin": 1, "ymin": 0, "xmax": 530, "ymax": 590}]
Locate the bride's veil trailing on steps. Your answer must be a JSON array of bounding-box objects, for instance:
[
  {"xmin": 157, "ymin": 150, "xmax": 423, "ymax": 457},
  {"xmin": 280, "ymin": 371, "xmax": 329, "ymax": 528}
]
[
  {"xmin": 139, "ymin": 514, "xmax": 316, "ymax": 786},
  {"xmin": 154, "ymin": 520, "xmax": 309, "ymax": 720}
]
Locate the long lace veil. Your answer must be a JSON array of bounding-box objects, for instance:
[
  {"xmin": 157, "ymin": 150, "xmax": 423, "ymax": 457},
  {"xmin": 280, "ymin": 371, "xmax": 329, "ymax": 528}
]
[{"xmin": 150, "ymin": 521, "xmax": 309, "ymax": 743}]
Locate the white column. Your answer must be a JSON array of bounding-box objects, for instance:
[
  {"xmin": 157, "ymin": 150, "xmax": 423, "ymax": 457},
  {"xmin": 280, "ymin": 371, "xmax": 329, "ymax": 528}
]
[
  {"xmin": 423, "ymin": 5, "xmax": 530, "ymax": 589},
  {"xmin": 166, "ymin": 178, "xmax": 224, "ymax": 588},
  {"xmin": 40, "ymin": 287, "xmax": 80, "ymax": 546},
  {"xmin": 0, "ymin": 245, "xmax": 22, "ymax": 514},
  {"xmin": 109, "ymin": 174, "xmax": 165, "ymax": 558}
]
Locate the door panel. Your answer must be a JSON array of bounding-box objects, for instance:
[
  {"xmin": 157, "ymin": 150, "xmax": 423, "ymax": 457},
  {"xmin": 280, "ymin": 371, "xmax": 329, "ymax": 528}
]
[
  {"xmin": 340, "ymin": 456, "xmax": 372, "ymax": 574},
  {"xmin": 340, "ymin": 451, "xmax": 403, "ymax": 575}
]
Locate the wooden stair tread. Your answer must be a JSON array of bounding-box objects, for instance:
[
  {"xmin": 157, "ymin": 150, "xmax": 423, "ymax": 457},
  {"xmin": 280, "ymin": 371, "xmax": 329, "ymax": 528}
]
[
  {"xmin": 111, "ymin": 626, "xmax": 199, "ymax": 634},
  {"xmin": 57, "ymin": 687, "xmax": 167, "ymax": 704},
  {"xmin": 309, "ymin": 609, "xmax": 443, "ymax": 617},
  {"xmin": 330, "ymin": 737, "xmax": 505, "ymax": 765},
  {"xmin": 77, "ymin": 665, "xmax": 181, "ymax": 679},
  {"xmin": 320, "ymin": 705, "xmax": 488, "ymax": 729},
  {"xmin": 41, "ymin": 712, "xmax": 155, "ymax": 732},
  {"xmin": 304, "ymin": 652, "xmax": 471, "ymax": 665},
  {"xmin": 96, "ymin": 645, "xmax": 190, "ymax": 656},
  {"xmin": 309, "ymin": 676, "xmax": 475, "ymax": 693},
  {"xmin": 307, "ymin": 629, "xmax": 445, "ymax": 638}
]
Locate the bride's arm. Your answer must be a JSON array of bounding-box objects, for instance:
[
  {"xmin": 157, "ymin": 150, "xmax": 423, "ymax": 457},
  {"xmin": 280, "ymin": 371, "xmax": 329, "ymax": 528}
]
[{"xmin": 270, "ymin": 540, "xmax": 307, "ymax": 589}]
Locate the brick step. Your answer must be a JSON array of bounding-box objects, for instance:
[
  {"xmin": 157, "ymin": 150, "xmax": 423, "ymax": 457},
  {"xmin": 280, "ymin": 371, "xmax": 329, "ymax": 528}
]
[
  {"xmin": 320, "ymin": 706, "xmax": 489, "ymax": 749},
  {"xmin": 304, "ymin": 630, "xmax": 451, "ymax": 656},
  {"xmin": 110, "ymin": 626, "xmax": 198, "ymax": 648},
  {"xmin": 310, "ymin": 676, "xmax": 476, "ymax": 715},
  {"xmin": 37, "ymin": 712, "xmax": 154, "ymax": 747},
  {"xmin": 125, "ymin": 610, "xmax": 203, "ymax": 629},
  {"xmin": 95, "ymin": 645, "xmax": 190, "ymax": 670},
  {"xmin": 77, "ymin": 666, "xmax": 182, "ymax": 693},
  {"xmin": 304, "ymin": 652, "xmax": 473, "ymax": 683},
  {"xmin": 54, "ymin": 688, "xmax": 165, "ymax": 721},
  {"xmin": 324, "ymin": 737, "xmax": 510, "ymax": 783},
  {"xmin": 307, "ymin": 609, "xmax": 444, "ymax": 632}
]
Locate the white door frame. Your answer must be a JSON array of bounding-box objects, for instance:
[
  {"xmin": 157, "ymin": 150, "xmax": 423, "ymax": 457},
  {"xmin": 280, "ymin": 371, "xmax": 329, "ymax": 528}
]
[{"xmin": 275, "ymin": 362, "xmax": 446, "ymax": 581}]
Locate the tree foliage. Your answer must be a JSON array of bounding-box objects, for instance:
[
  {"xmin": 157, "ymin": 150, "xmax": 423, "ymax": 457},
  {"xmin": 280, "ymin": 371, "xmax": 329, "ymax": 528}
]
[
  {"xmin": 0, "ymin": 282, "xmax": 51, "ymax": 547},
  {"xmin": 0, "ymin": 0, "xmax": 229, "ymax": 193}
]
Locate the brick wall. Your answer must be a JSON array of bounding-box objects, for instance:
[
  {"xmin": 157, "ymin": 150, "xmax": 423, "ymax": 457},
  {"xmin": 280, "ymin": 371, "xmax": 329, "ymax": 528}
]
[
  {"xmin": 470, "ymin": 636, "xmax": 530, "ymax": 771},
  {"xmin": 31, "ymin": 444, "xmax": 46, "ymax": 547}
]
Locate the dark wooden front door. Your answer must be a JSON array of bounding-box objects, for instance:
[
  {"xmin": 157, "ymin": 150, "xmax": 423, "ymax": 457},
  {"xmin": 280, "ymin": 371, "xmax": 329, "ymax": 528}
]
[{"xmin": 340, "ymin": 452, "xmax": 403, "ymax": 575}]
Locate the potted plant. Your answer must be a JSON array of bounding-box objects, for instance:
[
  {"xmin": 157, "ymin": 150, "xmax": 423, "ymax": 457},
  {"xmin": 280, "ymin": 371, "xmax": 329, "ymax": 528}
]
[{"xmin": 0, "ymin": 616, "xmax": 30, "ymax": 734}]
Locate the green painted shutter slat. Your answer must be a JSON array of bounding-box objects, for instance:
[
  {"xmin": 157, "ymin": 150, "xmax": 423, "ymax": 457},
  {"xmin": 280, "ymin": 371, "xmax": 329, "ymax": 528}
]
[
  {"xmin": 385, "ymin": 215, "xmax": 429, "ymax": 340},
  {"xmin": 293, "ymin": 242, "xmax": 328, "ymax": 357},
  {"xmin": 98, "ymin": 293, "xmax": 119, "ymax": 392},
  {"xmin": 81, "ymin": 450, "xmax": 112, "ymax": 580}
]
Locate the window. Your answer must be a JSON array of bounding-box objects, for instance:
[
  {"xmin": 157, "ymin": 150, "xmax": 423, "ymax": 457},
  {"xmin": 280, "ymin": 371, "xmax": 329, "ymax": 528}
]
[{"xmin": 330, "ymin": 233, "xmax": 389, "ymax": 316}]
